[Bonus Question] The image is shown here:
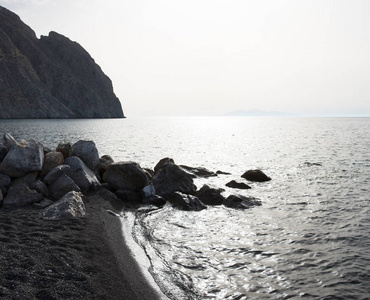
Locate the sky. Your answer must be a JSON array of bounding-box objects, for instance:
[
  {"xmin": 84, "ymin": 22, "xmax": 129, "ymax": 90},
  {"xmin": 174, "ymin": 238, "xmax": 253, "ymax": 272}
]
[{"xmin": 1, "ymin": 0, "xmax": 370, "ymax": 117}]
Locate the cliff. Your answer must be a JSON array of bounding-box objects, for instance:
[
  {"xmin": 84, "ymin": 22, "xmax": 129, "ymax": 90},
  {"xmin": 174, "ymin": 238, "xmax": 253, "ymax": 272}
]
[{"xmin": 0, "ymin": 6, "xmax": 124, "ymax": 118}]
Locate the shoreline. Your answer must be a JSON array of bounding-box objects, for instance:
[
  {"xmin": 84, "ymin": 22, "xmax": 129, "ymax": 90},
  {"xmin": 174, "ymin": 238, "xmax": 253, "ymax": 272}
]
[{"xmin": 0, "ymin": 194, "xmax": 168, "ymax": 300}]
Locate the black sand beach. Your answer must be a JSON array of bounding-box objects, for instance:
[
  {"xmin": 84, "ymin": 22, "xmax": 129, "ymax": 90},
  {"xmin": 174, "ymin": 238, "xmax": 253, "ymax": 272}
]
[{"xmin": 0, "ymin": 195, "xmax": 166, "ymax": 300}]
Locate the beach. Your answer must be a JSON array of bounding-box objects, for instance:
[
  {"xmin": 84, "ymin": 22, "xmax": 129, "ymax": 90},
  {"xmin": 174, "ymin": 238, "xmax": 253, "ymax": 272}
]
[{"xmin": 0, "ymin": 193, "xmax": 167, "ymax": 300}]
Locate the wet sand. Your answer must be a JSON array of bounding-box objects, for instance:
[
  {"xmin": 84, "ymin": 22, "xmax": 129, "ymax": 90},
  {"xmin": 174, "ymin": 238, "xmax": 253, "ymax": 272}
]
[{"xmin": 0, "ymin": 194, "xmax": 167, "ymax": 300}]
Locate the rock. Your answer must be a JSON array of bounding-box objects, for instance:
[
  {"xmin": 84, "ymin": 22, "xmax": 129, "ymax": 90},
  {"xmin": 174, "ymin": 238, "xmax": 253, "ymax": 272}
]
[
  {"xmin": 152, "ymin": 163, "xmax": 197, "ymax": 198},
  {"xmin": 142, "ymin": 183, "xmax": 156, "ymax": 198},
  {"xmin": 64, "ymin": 156, "xmax": 100, "ymax": 193},
  {"xmin": 0, "ymin": 173, "xmax": 11, "ymax": 188},
  {"xmin": 49, "ymin": 173, "xmax": 81, "ymax": 199},
  {"xmin": 40, "ymin": 151, "xmax": 64, "ymax": 177},
  {"xmin": 224, "ymin": 194, "xmax": 262, "ymax": 209},
  {"xmin": 29, "ymin": 179, "xmax": 49, "ymax": 197},
  {"xmin": 241, "ymin": 170, "xmax": 271, "ymax": 182},
  {"xmin": 0, "ymin": 189, "xmax": 3, "ymax": 206},
  {"xmin": 72, "ymin": 140, "xmax": 100, "ymax": 172},
  {"xmin": 142, "ymin": 195, "xmax": 166, "ymax": 207},
  {"xmin": 115, "ymin": 189, "xmax": 142, "ymax": 204},
  {"xmin": 43, "ymin": 165, "xmax": 71, "ymax": 185},
  {"xmin": 216, "ymin": 170, "xmax": 231, "ymax": 175},
  {"xmin": 3, "ymin": 183, "xmax": 43, "ymax": 207},
  {"xmin": 97, "ymin": 188, "xmax": 119, "ymax": 202},
  {"xmin": 98, "ymin": 155, "xmax": 114, "ymax": 177},
  {"xmin": 154, "ymin": 157, "xmax": 175, "ymax": 173},
  {"xmin": 40, "ymin": 191, "xmax": 86, "ymax": 220},
  {"xmin": 226, "ymin": 180, "xmax": 252, "ymax": 189},
  {"xmin": 167, "ymin": 192, "xmax": 206, "ymax": 211},
  {"xmin": 143, "ymin": 168, "xmax": 154, "ymax": 181},
  {"xmin": 0, "ymin": 7, "xmax": 124, "ymax": 118},
  {"xmin": 3, "ymin": 133, "xmax": 18, "ymax": 151},
  {"xmin": 56, "ymin": 142, "xmax": 73, "ymax": 158},
  {"xmin": 196, "ymin": 184, "xmax": 225, "ymax": 205},
  {"xmin": 0, "ymin": 139, "xmax": 44, "ymax": 177},
  {"xmin": 103, "ymin": 161, "xmax": 149, "ymax": 192},
  {"xmin": 33, "ymin": 198, "xmax": 54, "ymax": 208},
  {"xmin": 179, "ymin": 165, "xmax": 217, "ymax": 178},
  {"xmin": 0, "ymin": 146, "xmax": 7, "ymax": 162},
  {"xmin": 8, "ymin": 172, "xmax": 38, "ymax": 188}
]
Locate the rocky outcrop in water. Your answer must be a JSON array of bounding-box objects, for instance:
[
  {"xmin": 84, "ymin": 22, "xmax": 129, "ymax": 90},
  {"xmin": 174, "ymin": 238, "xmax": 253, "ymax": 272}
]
[{"xmin": 0, "ymin": 6, "xmax": 124, "ymax": 119}]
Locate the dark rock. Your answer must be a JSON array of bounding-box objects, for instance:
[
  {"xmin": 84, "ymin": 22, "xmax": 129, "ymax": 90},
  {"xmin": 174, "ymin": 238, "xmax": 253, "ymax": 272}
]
[
  {"xmin": 2, "ymin": 133, "xmax": 18, "ymax": 151},
  {"xmin": 72, "ymin": 140, "xmax": 100, "ymax": 172},
  {"xmin": 154, "ymin": 157, "xmax": 175, "ymax": 173},
  {"xmin": 29, "ymin": 179, "xmax": 49, "ymax": 197},
  {"xmin": 143, "ymin": 168, "xmax": 154, "ymax": 181},
  {"xmin": 33, "ymin": 198, "xmax": 54, "ymax": 208},
  {"xmin": 0, "ymin": 139, "xmax": 44, "ymax": 177},
  {"xmin": 179, "ymin": 165, "xmax": 217, "ymax": 178},
  {"xmin": 3, "ymin": 183, "xmax": 43, "ymax": 207},
  {"xmin": 226, "ymin": 180, "xmax": 252, "ymax": 189},
  {"xmin": 8, "ymin": 172, "xmax": 38, "ymax": 188},
  {"xmin": 64, "ymin": 156, "xmax": 100, "ymax": 193},
  {"xmin": 0, "ymin": 173, "xmax": 11, "ymax": 188},
  {"xmin": 56, "ymin": 142, "xmax": 73, "ymax": 158},
  {"xmin": 40, "ymin": 151, "xmax": 64, "ymax": 177},
  {"xmin": 241, "ymin": 170, "xmax": 271, "ymax": 182},
  {"xmin": 40, "ymin": 191, "xmax": 86, "ymax": 220},
  {"xmin": 216, "ymin": 170, "xmax": 232, "ymax": 175},
  {"xmin": 196, "ymin": 184, "xmax": 225, "ymax": 205},
  {"xmin": 99, "ymin": 155, "xmax": 114, "ymax": 177},
  {"xmin": 115, "ymin": 189, "xmax": 142, "ymax": 204},
  {"xmin": 43, "ymin": 165, "xmax": 71, "ymax": 185},
  {"xmin": 167, "ymin": 192, "xmax": 206, "ymax": 211},
  {"xmin": 49, "ymin": 173, "xmax": 80, "ymax": 199},
  {"xmin": 142, "ymin": 195, "xmax": 166, "ymax": 207},
  {"xmin": 152, "ymin": 163, "xmax": 197, "ymax": 198},
  {"xmin": 224, "ymin": 194, "xmax": 262, "ymax": 209},
  {"xmin": 103, "ymin": 161, "xmax": 149, "ymax": 192},
  {"xmin": 0, "ymin": 145, "xmax": 7, "ymax": 161},
  {"xmin": 303, "ymin": 162, "xmax": 322, "ymax": 167},
  {"xmin": 0, "ymin": 7, "xmax": 124, "ymax": 118}
]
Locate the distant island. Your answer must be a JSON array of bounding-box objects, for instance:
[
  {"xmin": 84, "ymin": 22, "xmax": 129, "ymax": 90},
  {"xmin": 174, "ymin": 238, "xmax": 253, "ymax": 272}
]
[
  {"xmin": 0, "ymin": 6, "xmax": 124, "ymax": 119},
  {"xmin": 224, "ymin": 110, "xmax": 294, "ymax": 117}
]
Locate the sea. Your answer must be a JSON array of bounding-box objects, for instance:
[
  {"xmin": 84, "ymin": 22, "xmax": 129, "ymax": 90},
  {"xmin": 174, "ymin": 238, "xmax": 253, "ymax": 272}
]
[{"xmin": 1, "ymin": 117, "xmax": 369, "ymax": 299}]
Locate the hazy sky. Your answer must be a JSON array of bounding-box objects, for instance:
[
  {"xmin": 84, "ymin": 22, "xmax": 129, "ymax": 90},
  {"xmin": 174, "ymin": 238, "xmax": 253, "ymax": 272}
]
[{"xmin": 1, "ymin": 0, "xmax": 370, "ymax": 116}]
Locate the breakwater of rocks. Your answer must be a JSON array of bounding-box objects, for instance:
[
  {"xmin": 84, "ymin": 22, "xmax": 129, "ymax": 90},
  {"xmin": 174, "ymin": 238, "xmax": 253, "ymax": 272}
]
[{"xmin": 0, "ymin": 133, "xmax": 271, "ymax": 219}]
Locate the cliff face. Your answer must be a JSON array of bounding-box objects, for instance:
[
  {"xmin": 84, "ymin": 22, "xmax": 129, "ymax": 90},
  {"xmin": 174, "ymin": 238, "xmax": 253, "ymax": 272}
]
[{"xmin": 0, "ymin": 6, "xmax": 124, "ymax": 118}]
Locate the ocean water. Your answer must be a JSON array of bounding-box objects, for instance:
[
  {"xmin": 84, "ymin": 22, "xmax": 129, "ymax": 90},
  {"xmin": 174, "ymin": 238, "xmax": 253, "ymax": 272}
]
[{"xmin": 1, "ymin": 117, "xmax": 370, "ymax": 299}]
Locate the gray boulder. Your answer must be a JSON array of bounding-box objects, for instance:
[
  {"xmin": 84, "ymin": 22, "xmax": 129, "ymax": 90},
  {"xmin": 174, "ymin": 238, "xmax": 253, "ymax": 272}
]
[
  {"xmin": 8, "ymin": 172, "xmax": 38, "ymax": 188},
  {"xmin": 224, "ymin": 195, "xmax": 262, "ymax": 209},
  {"xmin": 43, "ymin": 165, "xmax": 71, "ymax": 185},
  {"xmin": 226, "ymin": 180, "xmax": 252, "ymax": 189},
  {"xmin": 72, "ymin": 140, "xmax": 100, "ymax": 172},
  {"xmin": 0, "ymin": 174, "xmax": 11, "ymax": 188},
  {"xmin": 196, "ymin": 184, "xmax": 225, "ymax": 205},
  {"xmin": 99, "ymin": 155, "xmax": 114, "ymax": 177},
  {"xmin": 241, "ymin": 170, "xmax": 271, "ymax": 182},
  {"xmin": 33, "ymin": 199, "xmax": 54, "ymax": 209},
  {"xmin": 30, "ymin": 179, "xmax": 49, "ymax": 197},
  {"xmin": 49, "ymin": 173, "xmax": 81, "ymax": 199},
  {"xmin": 56, "ymin": 142, "xmax": 73, "ymax": 158},
  {"xmin": 152, "ymin": 163, "xmax": 196, "ymax": 198},
  {"xmin": 167, "ymin": 192, "xmax": 206, "ymax": 211},
  {"xmin": 65, "ymin": 156, "xmax": 100, "ymax": 193},
  {"xmin": 0, "ymin": 139, "xmax": 44, "ymax": 177},
  {"xmin": 3, "ymin": 133, "xmax": 18, "ymax": 151},
  {"xmin": 40, "ymin": 151, "xmax": 64, "ymax": 178},
  {"xmin": 103, "ymin": 161, "xmax": 149, "ymax": 192},
  {"xmin": 154, "ymin": 157, "xmax": 175, "ymax": 173},
  {"xmin": 3, "ymin": 183, "xmax": 43, "ymax": 207},
  {"xmin": 40, "ymin": 191, "xmax": 86, "ymax": 220}
]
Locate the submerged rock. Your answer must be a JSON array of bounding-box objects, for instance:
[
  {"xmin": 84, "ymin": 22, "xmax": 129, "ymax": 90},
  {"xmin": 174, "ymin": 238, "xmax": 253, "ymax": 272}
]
[
  {"xmin": 40, "ymin": 191, "xmax": 86, "ymax": 220},
  {"xmin": 180, "ymin": 165, "xmax": 217, "ymax": 178},
  {"xmin": 226, "ymin": 180, "xmax": 252, "ymax": 189},
  {"xmin": 152, "ymin": 163, "xmax": 197, "ymax": 198},
  {"xmin": 167, "ymin": 192, "xmax": 206, "ymax": 211},
  {"xmin": 241, "ymin": 170, "xmax": 271, "ymax": 182},
  {"xmin": 103, "ymin": 161, "xmax": 148, "ymax": 192},
  {"xmin": 224, "ymin": 194, "xmax": 262, "ymax": 209},
  {"xmin": 196, "ymin": 184, "xmax": 225, "ymax": 205}
]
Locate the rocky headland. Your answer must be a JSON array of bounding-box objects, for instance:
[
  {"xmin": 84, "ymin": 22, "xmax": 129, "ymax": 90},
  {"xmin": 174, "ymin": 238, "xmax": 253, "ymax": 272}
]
[
  {"xmin": 0, "ymin": 6, "xmax": 124, "ymax": 119},
  {"xmin": 0, "ymin": 133, "xmax": 271, "ymax": 299}
]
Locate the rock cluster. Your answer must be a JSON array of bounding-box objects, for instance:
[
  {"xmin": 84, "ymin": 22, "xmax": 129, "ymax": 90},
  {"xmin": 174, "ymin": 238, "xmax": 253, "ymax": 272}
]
[
  {"xmin": 0, "ymin": 6, "xmax": 124, "ymax": 119},
  {"xmin": 0, "ymin": 133, "xmax": 272, "ymax": 218}
]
